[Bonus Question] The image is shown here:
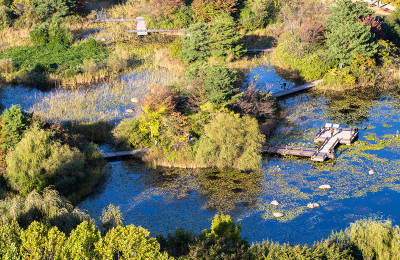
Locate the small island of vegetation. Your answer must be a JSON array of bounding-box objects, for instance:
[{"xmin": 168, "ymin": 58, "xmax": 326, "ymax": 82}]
[{"xmin": 1, "ymin": 0, "xmax": 400, "ymax": 258}]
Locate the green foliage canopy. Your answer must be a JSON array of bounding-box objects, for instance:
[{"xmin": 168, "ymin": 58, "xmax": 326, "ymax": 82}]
[
  {"xmin": 6, "ymin": 127, "xmax": 85, "ymax": 196},
  {"xmin": 325, "ymin": 0, "xmax": 373, "ymax": 31},
  {"xmin": 0, "ymin": 104, "xmax": 32, "ymax": 152},
  {"xmin": 186, "ymin": 63, "xmax": 238, "ymax": 104},
  {"xmin": 326, "ymin": 21, "xmax": 378, "ymax": 65},
  {"xmin": 180, "ymin": 16, "xmax": 245, "ymax": 63},
  {"xmin": 196, "ymin": 112, "xmax": 264, "ymax": 170}
]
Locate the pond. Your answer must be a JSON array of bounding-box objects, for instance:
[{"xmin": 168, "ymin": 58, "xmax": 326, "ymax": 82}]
[
  {"xmin": 78, "ymin": 90, "xmax": 400, "ymax": 245},
  {"xmin": 2, "ymin": 67, "xmax": 400, "ymax": 245}
]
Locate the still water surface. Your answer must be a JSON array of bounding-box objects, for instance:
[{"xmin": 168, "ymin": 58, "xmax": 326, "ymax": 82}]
[
  {"xmin": 79, "ymin": 68, "xmax": 400, "ymax": 245},
  {"xmin": 2, "ymin": 67, "xmax": 400, "ymax": 245}
]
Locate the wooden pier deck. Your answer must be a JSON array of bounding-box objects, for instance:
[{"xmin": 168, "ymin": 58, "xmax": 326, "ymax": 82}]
[
  {"xmin": 271, "ymin": 80, "xmax": 323, "ymax": 98},
  {"xmin": 263, "ymin": 126, "xmax": 358, "ymax": 161},
  {"xmin": 103, "ymin": 148, "xmax": 150, "ymax": 160}
]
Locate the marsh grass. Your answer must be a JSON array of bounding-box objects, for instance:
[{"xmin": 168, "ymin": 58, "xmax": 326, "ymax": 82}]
[
  {"xmin": 0, "ymin": 188, "xmax": 91, "ymax": 234},
  {"xmin": 0, "ymin": 28, "xmax": 31, "ymax": 51},
  {"xmin": 0, "ymin": 70, "xmax": 179, "ymax": 123}
]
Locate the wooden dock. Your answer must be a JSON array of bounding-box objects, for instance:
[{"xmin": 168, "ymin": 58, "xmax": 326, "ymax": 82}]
[
  {"xmin": 271, "ymin": 80, "xmax": 323, "ymax": 98},
  {"xmin": 103, "ymin": 148, "xmax": 150, "ymax": 160},
  {"xmin": 312, "ymin": 127, "xmax": 358, "ymax": 161},
  {"xmin": 263, "ymin": 126, "xmax": 358, "ymax": 161}
]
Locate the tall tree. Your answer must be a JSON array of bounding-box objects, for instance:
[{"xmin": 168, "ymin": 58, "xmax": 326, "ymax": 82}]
[
  {"xmin": 325, "ymin": 0, "xmax": 373, "ymax": 31},
  {"xmin": 326, "ymin": 21, "xmax": 377, "ymax": 65},
  {"xmin": 180, "ymin": 15, "xmax": 245, "ymax": 62}
]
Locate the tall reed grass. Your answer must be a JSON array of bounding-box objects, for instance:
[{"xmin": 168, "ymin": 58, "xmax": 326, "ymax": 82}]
[{"xmin": 0, "ymin": 70, "xmax": 180, "ymax": 124}]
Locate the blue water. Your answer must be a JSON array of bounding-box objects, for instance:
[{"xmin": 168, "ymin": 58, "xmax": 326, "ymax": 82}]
[
  {"xmin": 78, "ymin": 70, "xmax": 400, "ymax": 245},
  {"xmin": 3, "ymin": 65, "xmax": 400, "ymax": 246}
]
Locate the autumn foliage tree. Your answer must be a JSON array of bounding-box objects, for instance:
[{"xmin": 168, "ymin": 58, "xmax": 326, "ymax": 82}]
[
  {"xmin": 359, "ymin": 16, "xmax": 385, "ymax": 40},
  {"xmin": 192, "ymin": 0, "xmax": 238, "ymax": 22},
  {"xmin": 151, "ymin": 0, "xmax": 185, "ymax": 19}
]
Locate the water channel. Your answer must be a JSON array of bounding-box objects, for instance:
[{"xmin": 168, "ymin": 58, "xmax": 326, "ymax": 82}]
[{"xmin": 2, "ymin": 66, "xmax": 400, "ymax": 245}]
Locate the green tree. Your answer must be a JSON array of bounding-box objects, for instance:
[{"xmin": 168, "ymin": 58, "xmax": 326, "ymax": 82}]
[
  {"xmin": 180, "ymin": 16, "xmax": 245, "ymax": 63},
  {"xmin": 196, "ymin": 112, "xmax": 264, "ymax": 170},
  {"xmin": 62, "ymin": 221, "xmax": 101, "ymax": 259},
  {"xmin": 239, "ymin": 0, "xmax": 278, "ymax": 30},
  {"xmin": 186, "ymin": 63, "xmax": 238, "ymax": 104},
  {"xmin": 206, "ymin": 214, "xmax": 242, "ymax": 241},
  {"xmin": 20, "ymin": 221, "xmax": 66, "ymax": 260},
  {"xmin": 325, "ymin": 0, "xmax": 373, "ymax": 31},
  {"xmin": 96, "ymin": 225, "xmax": 170, "ymax": 259},
  {"xmin": 326, "ymin": 21, "xmax": 377, "ymax": 65},
  {"xmin": 6, "ymin": 128, "xmax": 85, "ymax": 196},
  {"xmin": 349, "ymin": 220, "xmax": 399, "ymax": 260},
  {"xmin": 100, "ymin": 204, "xmax": 124, "ymax": 235},
  {"xmin": 0, "ymin": 105, "xmax": 32, "ymax": 152},
  {"xmin": 189, "ymin": 214, "xmax": 249, "ymax": 259},
  {"xmin": 0, "ymin": 220, "xmax": 22, "ymax": 259}
]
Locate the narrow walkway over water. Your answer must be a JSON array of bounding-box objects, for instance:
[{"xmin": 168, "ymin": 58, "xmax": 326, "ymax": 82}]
[
  {"xmin": 271, "ymin": 80, "xmax": 322, "ymax": 98},
  {"xmin": 263, "ymin": 125, "xmax": 358, "ymax": 161},
  {"xmin": 103, "ymin": 148, "xmax": 150, "ymax": 160}
]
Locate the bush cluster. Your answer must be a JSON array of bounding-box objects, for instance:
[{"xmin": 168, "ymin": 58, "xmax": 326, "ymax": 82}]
[{"xmin": 0, "ymin": 105, "xmax": 104, "ymax": 199}]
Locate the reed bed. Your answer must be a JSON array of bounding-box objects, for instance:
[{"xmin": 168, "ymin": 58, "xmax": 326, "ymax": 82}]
[{"xmin": 0, "ymin": 70, "xmax": 179, "ymax": 124}]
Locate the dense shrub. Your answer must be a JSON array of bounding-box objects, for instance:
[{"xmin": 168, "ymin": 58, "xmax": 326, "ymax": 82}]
[
  {"xmin": 188, "ymin": 214, "xmax": 249, "ymax": 259},
  {"xmin": 174, "ymin": 5, "xmax": 195, "ymax": 28},
  {"xmin": 349, "ymin": 220, "xmax": 400, "ymax": 260},
  {"xmin": 0, "ymin": 5, "xmax": 12, "ymax": 30},
  {"xmin": 229, "ymin": 85, "xmax": 277, "ymax": 122},
  {"xmin": 30, "ymin": 21, "xmax": 72, "ymax": 46},
  {"xmin": 96, "ymin": 225, "xmax": 169, "ymax": 259},
  {"xmin": 0, "ymin": 38, "xmax": 109, "ymax": 79},
  {"xmin": 0, "ymin": 220, "xmax": 168, "ymax": 259},
  {"xmin": 3, "ymin": 213, "xmax": 400, "ymax": 259},
  {"xmin": 186, "ymin": 63, "xmax": 238, "ymax": 104},
  {"xmin": 196, "ymin": 112, "xmax": 264, "ymax": 170},
  {"xmin": 6, "ymin": 127, "xmax": 85, "ymax": 196},
  {"xmin": 157, "ymin": 228, "xmax": 195, "ymax": 257},
  {"xmin": 12, "ymin": 0, "xmax": 76, "ymax": 24},
  {"xmin": 239, "ymin": 0, "xmax": 278, "ymax": 30},
  {"xmin": 274, "ymin": 36, "xmax": 332, "ymax": 81},
  {"xmin": 100, "ymin": 204, "xmax": 124, "ymax": 234}
]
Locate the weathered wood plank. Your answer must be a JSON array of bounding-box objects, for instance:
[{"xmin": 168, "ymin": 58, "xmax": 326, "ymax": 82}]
[
  {"xmin": 103, "ymin": 148, "xmax": 151, "ymax": 159},
  {"xmin": 271, "ymin": 80, "xmax": 323, "ymax": 98}
]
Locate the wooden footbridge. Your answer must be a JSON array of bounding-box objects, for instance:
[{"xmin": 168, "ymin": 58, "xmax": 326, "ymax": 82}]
[
  {"xmin": 263, "ymin": 124, "xmax": 358, "ymax": 161},
  {"xmin": 271, "ymin": 80, "xmax": 322, "ymax": 98},
  {"xmin": 103, "ymin": 148, "xmax": 150, "ymax": 160},
  {"xmin": 94, "ymin": 16, "xmax": 185, "ymax": 36}
]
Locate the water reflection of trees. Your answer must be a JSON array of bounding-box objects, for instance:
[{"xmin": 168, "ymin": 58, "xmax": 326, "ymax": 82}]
[
  {"xmin": 149, "ymin": 168, "xmax": 262, "ymax": 214},
  {"xmin": 325, "ymin": 91, "xmax": 376, "ymax": 126}
]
